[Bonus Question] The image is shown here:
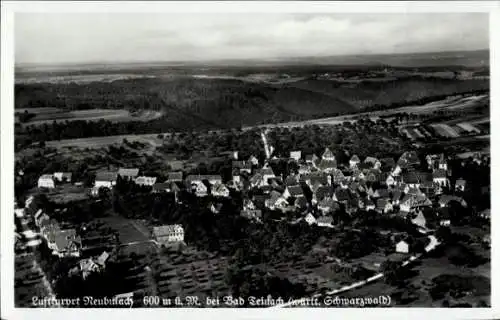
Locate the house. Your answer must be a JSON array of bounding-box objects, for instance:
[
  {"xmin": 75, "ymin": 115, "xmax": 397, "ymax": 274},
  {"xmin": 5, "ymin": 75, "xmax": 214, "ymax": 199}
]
[
  {"xmin": 166, "ymin": 171, "xmax": 183, "ymax": 182},
  {"xmin": 190, "ymin": 181, "xmax": 208, "ymax": 197},
  {"xmin": 50, "ymin": 229, "xmax": 82, "ymax": 258},
  {"xmin": 376, "ymin": 199, "xmax": 392, "ymax": 214},
  {"xmin": 135, "ymin": 176, "xmax": 157, "ymax": 186},
  {"xmin": 322, "ymin": 148, "xmax": 335, "ymax": 161},
  {"xmin": 265, "ymin": 191, "xmax": 288, "ymax": 210},
  {"xmin": 304, "ymin": 213, "xmax": 317, "ymax": 225},
  {"xmin": 438, "ymin": 195, "xmax": 467, "ymax": 208},
  {"xmin": 248, "ymin": 155, "xmax": 259, "ymax": 166},
  {"xmin": 438, "ymin": 208, "xmax": 451, "ymax": 226},
  {"xmin": 395, "ymin": 240, "xmax": 409, "ymax": 253},
  {"xmin": 364, "ymin": 156, "xmax": 381, "ymax": 169},
  {"xmin": 312, "ymin": 186, "xmax": 333, "ymax": 204},
  {"xmin": 94, "ymin": 172, "xmax": 118, "ymax": 189},
  {"xmin": 305, "ymin": 154, "xmax": 320, "ymax": 166},
  {"xmin": 432, "ymin": 169, "xmax": 449, "ymax": 186},
  {"xmin": 391, "ymin": 190, "xmax": 402, "ymax": 205},
  {"xmin": 118, "ymin": 168, "xmax": 140, "ymax": 180},
  {"xmin": 260, "ymin": 168, "xmax": 276, "ymax": 185},
  {"xmin": 349, "ymin": 155, "xmax": 360, "ymax": 168},
  {"xmin": 398, "ymin": 151, "xmax": 420, "ymax": 167},
  {"xmin": 411, "ymin": 211, "xmax": 427, "ymax": 229},
  {"xmin": 210, "ymin": 202, "xmax": 224, "ymax": 214},
  {"xmin": 317, "ymin": 159, "xmax": 337, "ymax": 173},
  {"xmin": 241, "ymin": 209, "xmax": 262, "ymax": 222},
  {"xmin": 96, "ymin": 251, "xmax": 110, "ymax": 268},
  {"xmin": 364, "ymin": 198, "xmax": 376, "ymax": 211},
  {"xmin": 211, "ymin": 183, "xmax": 230, "ymax": 198},
  {"xmin": 290, "ymin": 151, "xmax": 302, "ymax": 161},
  {"xmin": 301, "ymin": 173, "xmax": 329, "ymax": 187},
  {"xmin": 283, "ymin": 185, "xmax": 304, "ymax": 199},
  {"xmin": 38, "ymin": 174, "xmax": 55, "ymax": 189},
  {"xmin": 318, "ymin": 198, "xmax": 335, "ymax": 214},
  {"xmin": 380, "ymin": 157, "xmax": 396, "ymax": 171},
  {"xmin": 438, "ymin": 154, "xmax": 448, "ymax": 171},
  {"xmin": 53, "ymin": 172, "xmax": 72, "ymax": 183},
  {"xmin": 373, "ymin": 188, "xmax": 390, "ymax": 199},
  {"xmin": 79, "ymin": 258, "xmax": 100, "ymax": 279},
  {"xmin": 332, "ymin": 169, "xmax": 345, "ymax": 184},
  {"xmin": 479, "ymin": 209, "xmax": 490, "ymax": 220},
  {"xmin": 402, "ymin": 172, "xmax": 421, "ymax": 188},
  {"xmin": 294, "ymin": 196, "xmax": 308, "ymax": 210},
  {"xmin": 317, "ymin": 216, "xmax": 334, "ymax": 228},
  {"xmin": 455, "ymin": 179, "xmax": 466, "ymax": 192},
  {"xmin": 285, "ymin": 174, "xmax": 299, "ymax": 186},
  {"xmin": 186, "ymin": 175, "xmax": 222, "ymax": 185},
  {"xmin": 152, "ymin": 182, "xmax": 181, "ymax": 194},
  {"xmin": 153, "ymin": 225, "xmax": 185, "ymax": 245},
  {"xmin": 239, "ymin": 162, "xmax": 252, "ymax": 174}
]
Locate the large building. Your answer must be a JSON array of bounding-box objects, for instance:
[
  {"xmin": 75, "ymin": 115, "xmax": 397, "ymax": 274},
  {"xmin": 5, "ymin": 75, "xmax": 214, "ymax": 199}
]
[
  {"xmin": 38, "ymin": 174, "xmax": 55, "ymax": 189},
  {"xmin": 153, "ymin": 225, "xmax": 185, "ymax": 245}
]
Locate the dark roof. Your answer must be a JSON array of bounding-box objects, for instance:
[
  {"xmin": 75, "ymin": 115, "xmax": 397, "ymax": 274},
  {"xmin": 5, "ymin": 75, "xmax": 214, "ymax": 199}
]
[
  {"xmin": 318, "ymin": 159, "xmax": 337, "ymax": 170},
  {"xmin": 118, "ymin": 168, "xmax": 139, "ymax": 177},
  {"xmin": 335, "ymin": 188, "xmax": 351, "ymax": 202},
  {"xmin": 167, "ymin": 171, "xmax": 183, "ymax": 181},
  {"xmin": 381, "ymin": 157, "xmax": 396, "ymax": 168},
  {"xmin": 95, "ymin": 172, "xmax": 118, "ymax": 182},
  {"xmin": 305, "ymin": 154, "xmax": 318, "ymax": 161},
  {"xmin": 403, "ymin": 172, "xmax": 420, "ymax": 184},
  {"xmin": 294, "ymin": 196, "xmax": 308, "ymax": 208},
  {"xmin": 287, "ymin": 185, "xmax": 304, "ymax": 197},
  {"xmin": 317, "ymin": 216, "xmax": 334, "ymax": 224},
  {"xmin": 376, "ymin": 199, "xmax": 389, "ymax": 208},
  {"xmin": 322, "ymin": 148, "xmax": 335, "ymax": 159},
  {"xmin": 433, "ymin": 169, "xmax": 447, "ymax": 179},
  {"xmin": 54, "ymin": 229, "xmax": 81, "ymax": 252},
  {"xmin": 315, "ymin": 186, "xmax": 333, "ymax": 200},
  {"xmin": 285, "ymin": 175, "xmax": 299, "ymax": 186}
]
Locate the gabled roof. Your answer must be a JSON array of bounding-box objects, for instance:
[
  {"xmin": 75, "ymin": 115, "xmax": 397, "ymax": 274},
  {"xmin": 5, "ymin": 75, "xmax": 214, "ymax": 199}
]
[
  {"xmin": 39, "ymin": 174, "xmax": 53, "ymax": 180},
  {"xmin": 438, "ymin": 195, "xmax": 465, "ymax": 206},
  {"xmin": 322, "ymin": 148, "xmax": 335, "ymax": 159},
  {"xmin": 95, "ymin": 172, "xmax": 118, "ymax": 182},
  {"xmin": 260, "ymin": 168, "xmax": 275, "ymax": 176},
  {"xmin": 317, "ymin": 216, "xmax": 334, "ymax": 224},
  {"xmin": 153, "ymin": 224, "xmax": 184, "ymax": 237},
  {"xmin": 376, "ymin": 198, "xmax": 389, "ymax": 208},
  {"xmin": 373, "ymin": 188, "xmax": 390, "ymax": 199},
  {"xmin": 380, "ymin": 157, "xmax": 396, "ymax": 168},
  {"xmin": 294, "ymin": 196, "xmax": 308, "ymax": 208},
  {"xmin": 318, "ymin": 159, "xmax": 337, "ymax": 170},
  {"xmin": 285, "ymin": 175, "xmax": 299, "ymax": 186},
  {"xmin": 212, "ymin": 183, "xmax": 229, "ymax": 193},
  {"xmin": 391, "ymin": 190, "xmax": 402, "ymax": 202},
  {"xmin": 318, "ymin": 197, "xmax": 335, "ymax": 209},
  {"xmin": 432, "ymin": 169, "xmax": 447, "ymax": 179},
  {"xmin": 335, "ymin": 188, "xmax": 351, "ymax": 202},
  {"xmin": 364, "ymin": 156, "xmax": 379, "ymax": 165},
  {"xmin": 167, "ymin": 171, "xmax": 183, "ymax": 181},
  {"xmin": 287, "ymin": 185, "xmax": 304, "ymax": 197},
  {"xmin": 118, "ymin": 168, "xmax": 139, "ymax": 177},
  {"xmin": 54, "ymin": 229, "xmax": 81, "ymax": 252},
  {"xmin": 305, "ymin": 154, "xmax": 319, "ymax": 161},
  {"xmin": 350, "ymin": 155, "xmax": 360, "ymax": 162},
  {"xmin": 268, "ymin": 191, "xmax": 283, "ymax": 205},
  {"xmin": 402, "ymin": 172, "xmax": 420, "ymax": 184}
]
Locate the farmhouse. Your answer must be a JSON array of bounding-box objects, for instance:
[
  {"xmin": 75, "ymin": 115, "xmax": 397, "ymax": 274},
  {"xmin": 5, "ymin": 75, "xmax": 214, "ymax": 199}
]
[
  {"xmin": 290, "ymin": 151, "xmax": 302, "ymax": 161},
  {"xmin": 455, "ymin": 179, "xmax": 466, "ymax": 192},
  {"xmin": 395, "ymin": 240, "xmax": 409, "ymax": 254},
  {"xmin": 94, "ymin": 172, "xmax": 118, "ymax": 189},
  {"xmin": 349, "ymin": 155, "xmax": 360, "ymax": 168},
  {"xmin": 53, "ymin": 172, "xmax": 72, "ymax": 183},
  {"xmin": 38, "ymin": 174, "xmax": 55, "ymax": 189},
  {"xmin": 118, "ymin": 168, "xmax": 140, "ymax": 180},
  {"xmin": 135, "ymin": 176, "xmax": 157, "ymax": 186},
  {"xmin": 50, "ymin": 229, "xmax": 82, "ymax": 258},
  {"xmin": 166, "ymin": 171, "xmax": 183, "ymax": 182},
  {"xmin": 153, "ymin": 225, "xmax": 185, "ymax": 245},
  {"xmin": 321, "ymin": 148, "xmax": 335, "ymax": 161}
]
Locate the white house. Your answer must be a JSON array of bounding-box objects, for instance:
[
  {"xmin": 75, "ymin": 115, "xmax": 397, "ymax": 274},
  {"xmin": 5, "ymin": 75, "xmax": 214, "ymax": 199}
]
[
  {"xmin": 53, "ymin": 172, "xmax": 72, "ymax": 183},
  {"xmin": 153, "ymin": 225, "xmax": 184, "ymax": 245},
  {"xmin": 349, "ymin": 155, "xmax": 360, "ymax": 168},
  {"xmin": 432, "ymin": 169, "xmax": 449, "ymax": 187},
  {"xmin": 191, "ymin": 181, "xmax": 208, "ymax": 197},
  {"xmin": 135, "ymin": 176, "xmax": 157, "ymax": 186},
  {"xmin": 211, "ymin": 183, "xmax": 230, "ymax": 198},
  {"xmin": 38, "ymin": 175, "xmax": 55, "ymax": 189},
  {"xmin": 94, "ymin": 172, "xmax": 118, "ymax": 189},
  {"xmin": 322, "ymin": 148, "xmax": 335, "ymax": 161},
  {"xmin": 290, "ymin": 151, "xmax": 302, "ymax": 161},
  {"xmin": 395, "ymin": 240, "xmax": 409, "ymax": 253}
]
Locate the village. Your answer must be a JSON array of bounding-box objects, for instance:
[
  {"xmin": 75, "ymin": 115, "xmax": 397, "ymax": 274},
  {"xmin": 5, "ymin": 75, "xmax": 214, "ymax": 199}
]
[{"xmin": 14, "ymin": 121, "xmax": 491, "ymax": 307}]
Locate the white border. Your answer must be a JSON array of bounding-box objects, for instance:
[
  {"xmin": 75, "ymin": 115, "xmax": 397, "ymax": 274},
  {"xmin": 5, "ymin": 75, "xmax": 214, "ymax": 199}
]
[{"xmin": 1, "ymin": 2, "xmax": 499, "ymax": 320}]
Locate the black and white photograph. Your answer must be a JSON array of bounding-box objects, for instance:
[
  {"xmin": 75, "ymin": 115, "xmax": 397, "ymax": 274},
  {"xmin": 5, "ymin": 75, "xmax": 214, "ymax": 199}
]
[{"xmin": 1, "ymin": 1, "xmax": 498, "ymax": 318}]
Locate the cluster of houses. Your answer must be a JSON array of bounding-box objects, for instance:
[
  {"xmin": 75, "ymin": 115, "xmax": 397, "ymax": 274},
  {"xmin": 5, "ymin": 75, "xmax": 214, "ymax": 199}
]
[
  {"xmin": 37, "ymin": 172, "xmax": 73, "ymax": 189},
  {"xmin": 82, "ymin": 148, "xmax": 471, "ymax": 233}
]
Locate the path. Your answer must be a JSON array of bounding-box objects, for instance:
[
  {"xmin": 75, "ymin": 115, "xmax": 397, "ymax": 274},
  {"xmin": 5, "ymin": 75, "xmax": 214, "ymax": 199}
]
[{"xmin": 274, "ymin": 235, "xmax": 440, "ymax": 308}]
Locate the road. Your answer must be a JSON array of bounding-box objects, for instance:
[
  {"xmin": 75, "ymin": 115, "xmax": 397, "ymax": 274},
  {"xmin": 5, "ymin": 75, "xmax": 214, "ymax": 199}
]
[{"xmin": 275, "ymin": 234, "xmax": 441, "ymax": 308}]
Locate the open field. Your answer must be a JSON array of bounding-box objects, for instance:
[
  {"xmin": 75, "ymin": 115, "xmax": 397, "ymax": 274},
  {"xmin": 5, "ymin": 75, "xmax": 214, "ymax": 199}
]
[
  {"xmin": 17, "ymin": 108, "xmax": 162, "ymax": 126},
  {"xmin": 16, "ymin": 73, "xmax": 157, "ymax": 85},
  {"xmin": 430, "ymin": 124, "xmax": 460, "ymax": 138},
  {"xmin": 46, "ymin": 132, "xmax": 169, "ymax": 149}
]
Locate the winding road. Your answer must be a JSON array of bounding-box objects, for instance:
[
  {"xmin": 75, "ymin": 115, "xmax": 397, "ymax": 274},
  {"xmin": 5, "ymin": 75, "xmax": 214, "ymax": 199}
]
[{"xmin": 274, "ymin": 234, "xmax": 440, "ymax": 308}]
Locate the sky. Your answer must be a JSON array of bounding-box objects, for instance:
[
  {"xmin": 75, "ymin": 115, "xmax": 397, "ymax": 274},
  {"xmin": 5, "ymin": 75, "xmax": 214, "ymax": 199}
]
[{"xmin": 15, "ymin": 13, "xmax": 489, "ymax": 65}]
